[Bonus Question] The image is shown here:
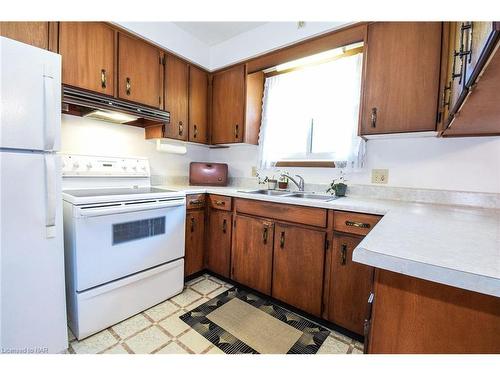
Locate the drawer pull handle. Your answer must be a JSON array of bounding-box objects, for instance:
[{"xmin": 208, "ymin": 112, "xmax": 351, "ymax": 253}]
[
  {"xmin": 125, "ymin": 77, "xmax": 131, "ymax": 95},
  {"xmin": 101, "ymin": 69, "xmax": 107, "ymax": 89},
  {"xmin": 222, "ymin": 218, "xmax": 227, "ymax": 233},
  {"xmin": 345, "ymin": 220, "xmax": 370, "ymax": 229},
  {"xmin": 263, "ymin": 226, "xmax": 268, "ymax": 244},
  {"xmin": 215, "ymin": 200, "xmax": 225, "ymax": 206},
  {"xmin": 189, "ymin": 200, "xmax": 203, "ymax": 205},
  {"xmin": 340, "ymin": 244, "xmax": 347, "ymax": 265},
  {"xmin": 179, "ymin": 121, "xmax": 184, "ymax": 136},
  {"xmin": 190, "ymin": 217, "xmax": 195, "ymax": 233},
  {"xmin": 193, "ymin": 124, "xmax": 198, "ymax": 138},
  {"xmin": 235, "ymin": 124, "xmax": 239, "ymax": 139},
  {"xmin": 280, "ymin": 231, "xmax": 285, "ymax": 248}
]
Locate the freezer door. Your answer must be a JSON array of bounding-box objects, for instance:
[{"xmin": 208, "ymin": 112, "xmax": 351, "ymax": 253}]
[
  {"xmin": 0, "ymin": 151, "xmax": 67, "ymax": 353},
  {"xmin": 0, "ymin": 37, "xmax": 61, "ymax": 152}
]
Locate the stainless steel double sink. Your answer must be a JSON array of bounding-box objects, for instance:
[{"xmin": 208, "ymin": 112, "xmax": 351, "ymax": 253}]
[{"xmin": 239, "ymin": 189, "xmax": 338, "ymax": 201}]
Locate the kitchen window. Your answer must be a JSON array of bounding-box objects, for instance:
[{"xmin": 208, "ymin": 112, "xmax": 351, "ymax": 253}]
[{"xmin": 258, "ymin": 42, "xmax": 365, "ymax": 169}]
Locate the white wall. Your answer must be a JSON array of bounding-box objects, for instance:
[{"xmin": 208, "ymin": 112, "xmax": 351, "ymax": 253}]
[
  {"xmin": 61, "ymin": 115, "xmax": 209, "ymax": 178},
  {"xmin": 116, "ymin": 22, "xmax": 211, "ymax": 68},
  {"xmin": 209, "ymin": 22, "xmax": 350, "ymax": 70},
  {"xmin": 209, "ymin": 137, "xmax": 500, "ymax": 194}
]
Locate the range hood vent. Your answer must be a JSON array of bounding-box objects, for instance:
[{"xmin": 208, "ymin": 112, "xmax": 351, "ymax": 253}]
[{"xmin": 62, "ymin": 86, "xmax": 170, "ymax": 125}]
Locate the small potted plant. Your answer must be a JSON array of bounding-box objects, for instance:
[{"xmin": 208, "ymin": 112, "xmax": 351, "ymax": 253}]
[
  {"xmin": 278, "ymin": 174, "xmax": 289, "ymax": 190},
  {"xmin": 327, "ymin": 171, "xmax": 347, "ymax": 197}
]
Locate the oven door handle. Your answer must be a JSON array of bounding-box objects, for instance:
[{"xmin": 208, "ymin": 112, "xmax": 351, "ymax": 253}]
[{"xmin": 77, "ymin": 199, "xmax": 185, "ymax": 218}]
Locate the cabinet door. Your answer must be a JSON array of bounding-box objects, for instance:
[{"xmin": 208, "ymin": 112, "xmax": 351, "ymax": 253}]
[
  {"xmin": 272, "ymin": 224, "xmax": 325, "ymax": 316},
  {"xmin": 185, "ymin": 210, "xmax": 205, "ymax": 277},
  {"xmin": 443, "ymin": 22, "xmax": 466, "ymax": 120},
  {"xmin": 464, "ymin": 22, "xmax": 496, "ymax": 86},
  {"xmin": 232, "ymin": 215, "xmax": 274, "ymax": 295},
  {"xmin": 212, "ymin": 65, "xmax": 245, "ymax": 144},
  {"xmin": 361, "ymin": 22, "xmax": 442, "ymax": 134},
  {"xmin": 59, "ymin": 22, "xmax": 115, "ymax": 96},
  {"xmin": 189, "ymin": 65, "xmax": 208, "ymax": 143},
  {"xmin": 165, "ymin": 54, "xmax": 188, "ymax": 140},
  {"xmin": 325, "ymin": 234, "xmax": 374, "ymax": 335},
  {"xmin": 118, "ymin": 33, "xmax": 162, "ymax": 108},
  {"xmin": 0, "ymin": 22, "xmax": 49, "ymax": 50},
  {"xmin": 206, "ymin": 209, "xmax": 232, "ymax": 278}
]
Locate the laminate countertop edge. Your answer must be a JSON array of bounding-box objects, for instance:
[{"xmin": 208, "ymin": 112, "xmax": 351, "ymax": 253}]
[{"xmin": 158, "ymin": 185, "xmax": 500, "ymax": 298}]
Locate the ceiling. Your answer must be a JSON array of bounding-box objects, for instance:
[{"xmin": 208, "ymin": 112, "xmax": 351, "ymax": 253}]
[{"xmin": 174, "ymin": 22, "xmax": 267, "ymax": 46}]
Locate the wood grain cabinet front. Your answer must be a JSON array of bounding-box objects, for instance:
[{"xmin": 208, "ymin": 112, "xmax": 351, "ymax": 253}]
[
  {"xmin": 206, "ymin": 209, "xmax": 232, "ymax": 278},
  {"xmin": 164, "ymin": 54, "xmax": 188, "ymax": 140},
  {"xmin": 185, "ymin": 209, "xmax": 205, "ymax": 277},
  {"xmin": 189, "ymin": 65, "xmax": 209, "ymax": 144},
  {"xmin": 59, "ymin": 22, "xmax": 115, "ymax": 96},
  {"xmin": 0, "ymin": 22, "xmax": 49, "ymax": 50},
  {"xmin": 118, "ymin": 33, "xmax": 163, "ymax": 108},
  {"xmin": 360, "ymin": 22, "xmax": 443, "ymax": 135},
  {"xmin": 231, "ymin": 215, "xmax": 274, "ymax": 295},
  {"xmin": 271, "ymin": 223, "xmax": 326, "ymax": 317},
  {"xmin": 323, "ymin": 234, "xmax": 374, "ymax": 335}
]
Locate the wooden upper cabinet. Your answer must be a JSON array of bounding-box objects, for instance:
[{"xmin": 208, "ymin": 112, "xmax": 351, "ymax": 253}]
[
  {"xmin": 324, "ymin": 234, "xmax": 374, "ymax": 335},
  {"xmin": 0, "ymin": 22, "xmax": 49, "ymax": 50},
  {"xmin": 164, "ymin": 54, "xmax": 188, "ymax": 140},
  {"xmin": 118, "ymin": 33, "xmax": 163, "ymax": 108},
  {"xmin": 212, "ymin": 65, "xmax": 246, "ymax": 144},
  {"xmin": 271, "ymin": 224, "xmax": 326, "ymax": 316},
  {"xmin": 59, "ymin": 22, "xmax": 115, "ymax": 96},
  {"xmin": 231, "ymin": 215, "xmax": 274, "ymax": 295},
  {"xmin": 360, "ymin": 22, "xmax": 443, "ymax": 135},
  {"xmin": 245, "ymin": 71, "xmax": 265, "ymax": 145},
  {"xmin": 189, "ymin": 65, "xmax": 208, "ymax": 143}
]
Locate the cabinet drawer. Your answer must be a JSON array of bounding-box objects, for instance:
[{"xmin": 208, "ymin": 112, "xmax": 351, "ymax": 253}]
[
  {"xmin": 186, "ymin": 194, "xmax": 206, "ymax": 210},
  {"xmin": 208, "ymin": 194, "xmax": 232, "ymax": 211},
  {"xmin": 333, "ymin": 211, "xmax": 382, "ymax": 236},
  {"xmin": 235, "ymin": 199, "xmax": 327, "ymax": 228}
]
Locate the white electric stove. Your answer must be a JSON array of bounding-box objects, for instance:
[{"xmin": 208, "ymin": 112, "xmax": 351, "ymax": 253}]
[{"xmin": 62, "ymin": 154, "xmax": 186, "ymax": 340}]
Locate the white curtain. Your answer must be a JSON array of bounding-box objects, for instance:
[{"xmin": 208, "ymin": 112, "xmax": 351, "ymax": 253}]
[{"xmin": 257, "ymin": 52, "xmax": 365, "ymax": 169}]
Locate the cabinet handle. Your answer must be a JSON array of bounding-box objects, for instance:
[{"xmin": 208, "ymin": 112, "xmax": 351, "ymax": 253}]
[
  {"xmin": 215, "ymin": 200, "xmax": 225, "ymax": 206},
  {"xmin": 222, "ymin": 218, "xmax": 227, "ymax": 233},
  {"xmin": 370, "ymin": 108, "xmax": 377, "ymax": 128},
  {"xmin": 101, "ymin": 69, "xmax": 107, "ymax": 89},
  {"xmin": 340, "ymin": 244, "xmax": 347, "ymax": 265},
  {"xmin": 280, "ymin": 231, "xmax": 285, "ymax": 248},
  {"xmin": 193, "ymin": 124, "xmax": 198, "ymax": 138},
  {"xmin": 189, "ymin": 199, "xmax": 203, "ymax": 206},
  {"xmin": 263, "ymin": 226, "xmax": 268, "ymax": 244},
  {"xmin": 125, "ymin": 77, "xmax": 131, "ymax": 95},
  {"xmin": 235, "ymin": 124, "xmax": 239, "ymax": 139},
  {"xmin": 190, "ymin": 217, "xmax": 195, "ymax": 233},
  {"xmin": 345, "ymin": 220, "xmax": 370, "ymax": 229},
  {"xmin": 178, "ymin": 122, "xmax": 184, "ymax": 136}
]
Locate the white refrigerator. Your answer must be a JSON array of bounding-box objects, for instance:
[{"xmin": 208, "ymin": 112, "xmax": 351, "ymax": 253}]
[{"xmin": 0, "ymin": 37, "xmax": 68, "ymax": 353}]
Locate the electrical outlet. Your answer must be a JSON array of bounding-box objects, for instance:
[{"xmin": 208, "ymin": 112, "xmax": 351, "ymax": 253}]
[
  {"xmin": 371, "ymin": 169, "xmax": 389, "ymax": 184},
  {"xmin": 251, "ymin": 166, "xmax": 258, "ymax": 177}
]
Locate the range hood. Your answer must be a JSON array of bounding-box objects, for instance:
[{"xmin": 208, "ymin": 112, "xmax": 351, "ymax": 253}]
[{"xmin": 62, "ymin": 86, "xmax": 170, "ymax": 126}]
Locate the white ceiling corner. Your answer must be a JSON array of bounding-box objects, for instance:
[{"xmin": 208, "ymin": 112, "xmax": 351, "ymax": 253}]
[{"xmin": 173, "ymin": 22, "xmax": 268, "ymax": 46}]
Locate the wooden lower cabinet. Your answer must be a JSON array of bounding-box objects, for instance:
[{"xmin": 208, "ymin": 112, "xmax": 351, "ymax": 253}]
[
  {"xmin": 323, "ymin": 234, "xmax": 374, "ymax": 335},
  {"xmin": 231, "ymin": 215, "xmax": 274, "ymax": 295},
  {"xmin": 184, "ymin": 209, "xmax": 205, "ymax": 277},
  {"xmin": 271, "ymin": 223, "xmax": 326, "ymax": 316},
  {"xmin": 206, "ymin": 209, "xmax": 232, "ymax": 277},
  {"xmin": 368, "ymin": 269, "xmax": 500, "ymax": 353}
]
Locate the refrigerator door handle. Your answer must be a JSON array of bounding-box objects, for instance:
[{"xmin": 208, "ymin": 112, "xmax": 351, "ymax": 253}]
[
  {"xmin": 43, "ymin": 67, "xmax": 56, "ymax": 151},
  {"xmin": 44, "ymin": 153, "xmax": 57, "ymax": 238}
]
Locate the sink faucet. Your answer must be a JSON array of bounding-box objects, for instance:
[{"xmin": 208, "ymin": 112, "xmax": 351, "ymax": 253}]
[{"xmin": 281, "ymin": 174, "xmax": 305, "ymax": 191}]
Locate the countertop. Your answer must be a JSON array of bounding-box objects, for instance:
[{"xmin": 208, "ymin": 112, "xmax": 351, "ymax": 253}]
[{"xmin": 157, "ymin": 184, "xmax": 500, "ymax": 298}]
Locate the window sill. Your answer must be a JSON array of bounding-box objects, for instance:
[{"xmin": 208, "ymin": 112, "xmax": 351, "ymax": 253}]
[{"xmin": 274, "ymin": 160, "xmax": 336, "ymax": 168}]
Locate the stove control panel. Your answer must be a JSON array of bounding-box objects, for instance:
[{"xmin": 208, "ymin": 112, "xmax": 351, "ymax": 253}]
[{"xmin": 62, "ymin": 154, "xmax": 150, "ymax": 177}]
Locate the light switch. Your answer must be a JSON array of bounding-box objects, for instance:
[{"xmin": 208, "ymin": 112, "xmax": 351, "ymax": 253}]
[{"xmin": 371, "ymin": 169, "xmax": 389, "ymax": 184}]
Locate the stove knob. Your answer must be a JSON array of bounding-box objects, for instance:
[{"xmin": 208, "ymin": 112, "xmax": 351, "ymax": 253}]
[
  {"xmin": 132, "ymin": 166, "xmax": 137, "ymax": 171},
  {"xmin": 73, "ymin": 162, "xmax": 79, "ymax": 169},
  {"xmin": 122, "ymin": 165, "xmax": 127, "ymax": 170},
  {"xmin": 86, "ymin": 163, "xmax": 92, "ymax": 169},
  {"xmin": 141, "ymin": 166, "xmax": 147, "ymax": 170}
]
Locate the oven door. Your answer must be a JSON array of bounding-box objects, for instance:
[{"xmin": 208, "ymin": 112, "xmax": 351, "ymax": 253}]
[{"xmin": 72, "ymin": 197, "xmax": 186, "ymax": 291}]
